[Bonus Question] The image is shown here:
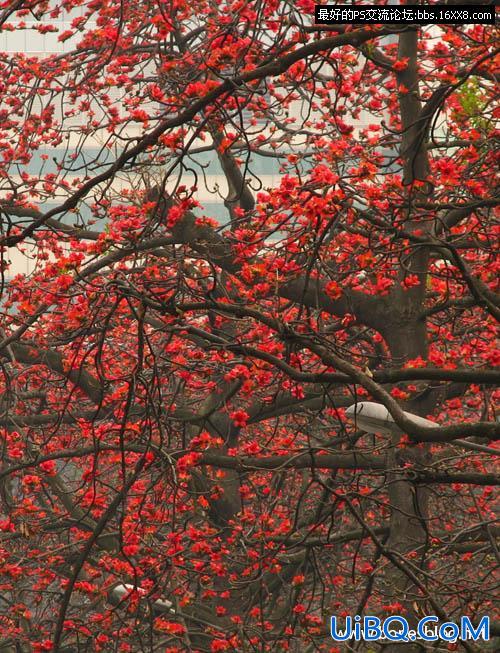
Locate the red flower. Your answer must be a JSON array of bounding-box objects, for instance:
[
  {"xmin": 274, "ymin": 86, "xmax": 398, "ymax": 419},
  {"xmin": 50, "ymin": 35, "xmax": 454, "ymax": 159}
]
[
  {"xmin": 230, "ymin": 410, "xmax": 249, "ymax": 428},
  {"xmin": 211, "ymin": 639, "xmax": 232, "ymax": 652},
  {"xmin": 393, "ymin": 58, "xmax": 409, "ymax": 71},
  {"xmin": 401, "ymin": 274, "xmax": 421, "ymax": 289},
  {"xmin": 325, "ymin": 280, "xmax": 342, "ymax": 300}
]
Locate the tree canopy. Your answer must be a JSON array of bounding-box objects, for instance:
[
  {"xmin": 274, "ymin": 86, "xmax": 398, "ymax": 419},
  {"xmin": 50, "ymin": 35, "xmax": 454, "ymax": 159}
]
[{"xmin": 0, "ymin": 1, "xmax": 498, "ymax": 652}]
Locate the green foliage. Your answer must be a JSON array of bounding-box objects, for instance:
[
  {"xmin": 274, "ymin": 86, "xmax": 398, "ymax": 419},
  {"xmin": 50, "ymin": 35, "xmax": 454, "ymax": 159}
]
[{"xmin": 455, "ymin": 76, "xmax": 490, "ymax": 130}]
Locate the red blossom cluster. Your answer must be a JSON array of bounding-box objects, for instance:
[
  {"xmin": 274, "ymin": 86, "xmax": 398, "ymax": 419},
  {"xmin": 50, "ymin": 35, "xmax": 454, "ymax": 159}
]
[{"xmin": 0, "ymin": 1, "xmax": 497, "ymax": 651}]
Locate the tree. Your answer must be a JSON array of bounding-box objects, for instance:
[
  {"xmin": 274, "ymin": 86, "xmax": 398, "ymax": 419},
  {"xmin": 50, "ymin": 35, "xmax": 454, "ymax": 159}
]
[{"xmin": 0, "ymin": 1, "xmax": 498, "ymax": 651}]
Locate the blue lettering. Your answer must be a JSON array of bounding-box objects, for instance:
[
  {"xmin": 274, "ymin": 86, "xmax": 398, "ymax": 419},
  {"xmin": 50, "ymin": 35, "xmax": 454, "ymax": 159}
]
[
  {"xmin": 330, "ymin": 616, "xmax": 353, "ymax": 641},
  {"xmin": 461, "ymin": 616, "xmax": 490, "ymax": 641},
  {"xmin": 383, "ymin": 616, "xmax": 408, "ymax": 641},
  {"xmin": 418, "ymin": 616, "xmax": 438, "ymax": 641},
  {"xmin": 439, "ymin": 622, "xmax": 459, "ymax": 642},
  {"xmin": 364, "ymin": 616, "xmax": 382, "ymax": 640}
]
